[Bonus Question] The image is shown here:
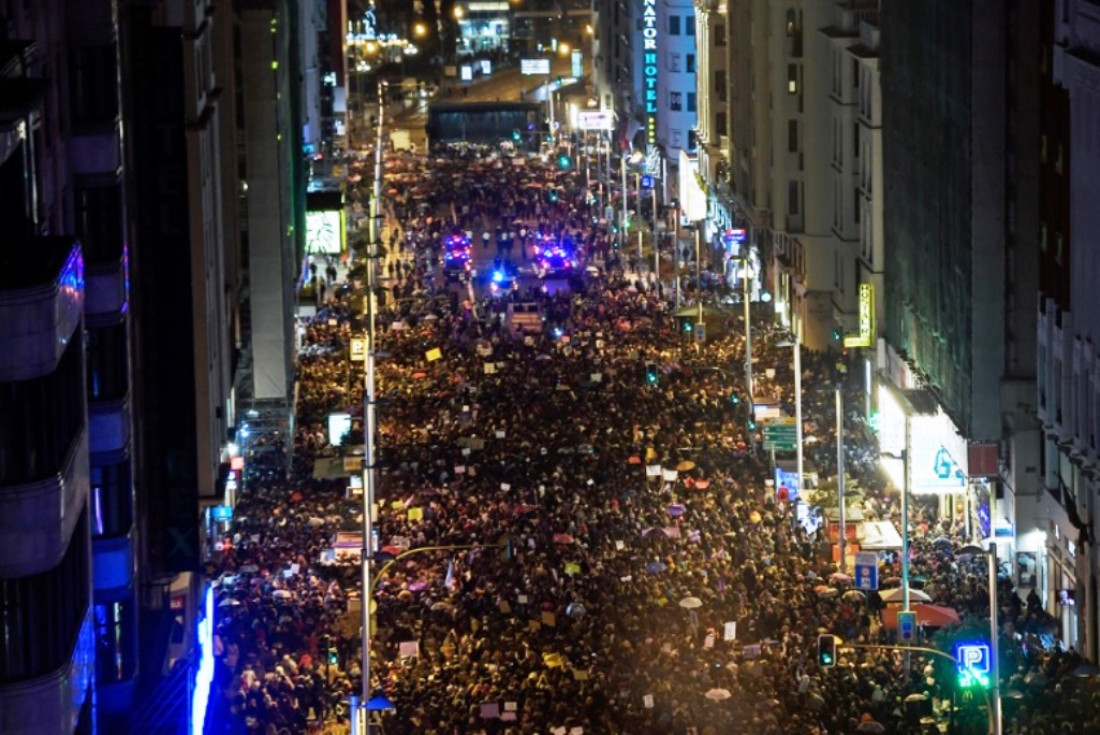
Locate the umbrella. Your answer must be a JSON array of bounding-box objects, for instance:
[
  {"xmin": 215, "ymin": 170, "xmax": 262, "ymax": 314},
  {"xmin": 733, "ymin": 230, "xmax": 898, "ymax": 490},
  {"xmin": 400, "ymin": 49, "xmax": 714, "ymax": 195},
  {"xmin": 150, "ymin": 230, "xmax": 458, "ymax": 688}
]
[
  {"xmin": 1072, "ymin": 662, "xmax": 1100, "ymax": 677},
  {"xmin": 693, "ymin": 479, "xmax": 710, "ymax": 490},
  {"xmin": 748, "ymin": 511, "xmax": 762, "ymax": 524},
  {"xmin": 239, "ymin": 564, "xmax": 259, "ymax": 574},
  {"xmin": 855, "ymin": 721, "xmax": 885, "ymax": 734},
  {"xmin": 842, "ymin": 590, "xmax": 867, "ymax": 602},
  {"xmin": 931, "ymin": 536, "xmax": 953, "ymax": 548},
  {"xmin": 879, "ymin": 587, "xmax": 933, "ymax": 604},
  {"xmin": 552, "ymin": 533, "xmax": 575, "ymax": 544},
  {"xmin": 829, "ymin": 572, "xmax": 852, "ymax": 583},
  {"xmin": 566, "ymin": 602, "xmax": 587, "ymax": 618},
  {"xmin": 641, "ymin": 527, "xmax": 669, "ymax": 539},
  {"xmin": 705, "ymin": 688, "xmax": 732, "ymax": 702},
  {"xmin": 380, "ymin": 546, "xmax": 403, "ymax": 556},
  {"xmin": 218, "ymin": 598, "xmax": 243, "ymax": 608},
  {"xmin": 646, "ymin": 562, "xmax": 668, "ymax": 574},
  {"xmin": 627, "ymin": 455, "xmax": 642, "ymax": 464},
  {"xmin": 407, "ymin": 581, "xmax": 428, "ymax": 592},
  {"xmin": 513, "ymin": 504, "xmax": 538, "ymax": 515},
  {"xmin": 272, "ymin": 589, "xmax": 293, "ymax": 599},
  {"xmin": 676, "ymin": 460, "xmax": 696, "ymax": 471},
  {"xmin": 881, "ymin": 604, "xmax": 961, "ymax": 629},
  {"xmin": 882, "ymin": 576, "xmax": 901, "ymax": 586},
  {"xmin": 678, "ymin": 596, "xmax": 703, "ymax": 609},
  {"xmin": 667, "ymin": 504, "xmax": 687, "ymax": 517},
  {"xmin": 307, "ymin": 517, "xmax": 325, "ymax": 528},
  {"xmin": 430, "ymin": 601, "xmax": 454, "ymax": 612},
  {"xmin": 814, "ymin": 585, "xmax": 839, "ymax": 598}
]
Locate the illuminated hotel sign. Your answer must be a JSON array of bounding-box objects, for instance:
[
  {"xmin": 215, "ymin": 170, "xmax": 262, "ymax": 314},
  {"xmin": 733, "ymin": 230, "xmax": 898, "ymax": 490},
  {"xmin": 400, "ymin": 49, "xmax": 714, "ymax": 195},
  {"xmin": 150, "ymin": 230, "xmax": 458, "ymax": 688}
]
[
  {"xmin": 642, "ymin": 0, "xmax": 658, "ymax": 146},
  {"xmin": 844, "ymin": 283, "xmax": 874, "ymax": 347}
]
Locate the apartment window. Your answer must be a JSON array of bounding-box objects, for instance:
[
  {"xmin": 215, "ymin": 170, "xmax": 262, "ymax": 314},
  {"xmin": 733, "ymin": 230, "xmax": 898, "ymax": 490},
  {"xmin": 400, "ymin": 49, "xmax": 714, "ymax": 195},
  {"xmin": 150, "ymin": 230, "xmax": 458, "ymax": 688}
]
[
  {"xmin": 788, "ymin": 181, "xmax": 800, "ymax": 215},
  {"xmin": 669, "ymin": 15, "xmax": 681, "ymax": 35},
  {"xmin": 686, "ymin": 54, "xmax": 696, "ymax": 73},
  {"xmin": 786, "ymin": 9, "xmax": 797, "ymax": 35},
  {"xmin": 1040, "ymin": 223, "xmax": 1048, "ymax": 252},
  {"xmin": 86, "ymin": 322, "xmax": 129, "ymax": 401},
  {"xmin": 715, "ymin": 24, "xmax": 726, "ymax": 46},
  {"xmin": 687, "ymin": 16, "xmax": 695, "ymax": 35},
  {"xmin": 669, "ymin": 52, "xmax": 681, "ymax": 73},
  {"xmin": 853, "ymin": 59, "xmax": 860, "ymax": 88},
  {"xmin": 91, "ymin": 459, "xmax": 133, "ymax": 538},
  {"xmin": 94, "ymin": 600, "xmax": 136, "ymax": 683},
  {"xmin": 788, "ymin": 64, "xmax": 798, "ymax": 94},
  {"xmin": 853, "ymin": 123, "xmax": 860, "ymax": 156},
  {"xmin": 0, "ymin": 510, "xmax": 91, "ymax": 683},
  {"xmin": 75, "ymin": 184, "xmax": 124, "ymax": 262},
  {"xmin": 854, "ymin": 188, "xmax": 861, "ymax": 224},
  {"xmin": 788, "ymin": 120, "xmax": 798, "ymax": 152},
  {"xmin": 687, "ymin": 92, "xmax": 697, "ymax": 112},
  {"xmin": 715, "ymin": 111, "xmax": 727, "ymax": 136},
  {"xmin": 70, "ymin": 43, "xmax": 119, "ymax": 124},
  {"xmin": 670, "ymin": 91, "xmax": 683, "ymax": 111}
]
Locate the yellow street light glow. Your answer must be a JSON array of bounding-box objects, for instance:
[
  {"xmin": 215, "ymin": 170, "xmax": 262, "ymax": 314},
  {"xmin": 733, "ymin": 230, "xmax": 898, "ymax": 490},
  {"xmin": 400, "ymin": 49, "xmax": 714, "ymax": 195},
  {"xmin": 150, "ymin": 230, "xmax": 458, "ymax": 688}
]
[
  {"xmin": 558, "ymin": 42, "xmax": 571, "ymax": 56},
  {"xmin": 413, "ymin": 22, "xmax": 428, "ymax": 38},
  {"xmin": 454, "ymin": 5, "xmax": 465, "ymax": 19}
]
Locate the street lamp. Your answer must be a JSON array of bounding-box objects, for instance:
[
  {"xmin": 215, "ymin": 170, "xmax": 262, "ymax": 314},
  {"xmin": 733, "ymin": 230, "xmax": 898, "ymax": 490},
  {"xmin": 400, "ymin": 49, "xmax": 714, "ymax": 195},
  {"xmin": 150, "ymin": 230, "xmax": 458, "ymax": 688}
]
[
  {"xmin": 352, "ymin": 78, "xmax": 388, "ymax": 735},
  {"xmin": 621, "ymin": 150, "xmax": 644, "ymax": 259},
  {"xmin": 776, "ymin": 335, "xmax": 804, "ymax": 503},
  {"xmin": 959, "ymin": 541, "xmax": 1003, "ymax": 735}
]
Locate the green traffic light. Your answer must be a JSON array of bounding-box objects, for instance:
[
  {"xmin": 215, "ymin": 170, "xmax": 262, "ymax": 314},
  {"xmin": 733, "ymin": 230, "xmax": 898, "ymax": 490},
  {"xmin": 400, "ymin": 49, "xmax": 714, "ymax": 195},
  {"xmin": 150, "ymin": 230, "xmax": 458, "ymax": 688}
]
[
  {"xmin": 558, "ymin": 155, "xmax": 572, "ymax": 170},
  {"xmin": 729, "ymin": 392, "xmax": 740, "ymax": 405}
]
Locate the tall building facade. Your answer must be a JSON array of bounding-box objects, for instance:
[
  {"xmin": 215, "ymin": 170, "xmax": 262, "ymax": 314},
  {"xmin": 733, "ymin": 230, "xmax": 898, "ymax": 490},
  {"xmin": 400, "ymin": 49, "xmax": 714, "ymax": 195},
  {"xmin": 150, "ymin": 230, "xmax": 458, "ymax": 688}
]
[
  {"xmin": 655, "ymin": 0, "xmax": 698, "ymax": 169},
  {"xmin": 879, "ymin": 0, "xmax": 1043, "ymax": 635},
  {"xmin": 1041, "ymin": 0, "xmax": 1100, "ymax": 658}
]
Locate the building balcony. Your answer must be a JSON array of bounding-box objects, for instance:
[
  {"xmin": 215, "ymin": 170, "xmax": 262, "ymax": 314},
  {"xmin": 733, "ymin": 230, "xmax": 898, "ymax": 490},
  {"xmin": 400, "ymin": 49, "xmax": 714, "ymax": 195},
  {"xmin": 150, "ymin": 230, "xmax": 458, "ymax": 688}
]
[
  {"xmin": 0, "ymin": 608, "xmax": 95, "ymax": 735},
  {"xmin": 0, "ymin": 238, "xmax": 84, "ymax": 384},
  {"xmin": 85, "ymin": 252, "xmax": 127, "ymax": 317},
  {"xmin": 69, "ymin": 118, "xmax": 122, "ymax": 177},
  {"xmin": 0, "ymin": 427, "xmax": 89, "ymax": 578},
  {"xmin": 89, "ymin": 395, "xmax": 131, "ymax": 455},
  {"xmin": 93, "ymin": 530, "xmax": 135, "ymax": 596}
]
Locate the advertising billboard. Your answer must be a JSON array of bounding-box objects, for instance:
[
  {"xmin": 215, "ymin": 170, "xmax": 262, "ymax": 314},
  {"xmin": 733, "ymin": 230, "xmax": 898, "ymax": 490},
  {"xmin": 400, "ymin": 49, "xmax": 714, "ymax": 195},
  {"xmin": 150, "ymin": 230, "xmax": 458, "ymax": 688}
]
[
  {"xmin": 306, "ymin": 209, "xmax": 345, "ymax": 254},
  {"xmin": 521, "ymin": 58, "xmax": 551, "ymax": 75},
  {"xmin": 909, "ymin": 411, "xmax": 968, "ymax": 494}
]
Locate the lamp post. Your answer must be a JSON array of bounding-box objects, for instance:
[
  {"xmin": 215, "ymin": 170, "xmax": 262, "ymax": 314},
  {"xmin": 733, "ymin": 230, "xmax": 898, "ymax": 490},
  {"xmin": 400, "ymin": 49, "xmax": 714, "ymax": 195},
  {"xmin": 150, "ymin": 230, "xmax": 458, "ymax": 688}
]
[
  {"xmin": 776, "ymin": 336, "xmax": 803, "ymax": 495},
  {"xmin": 836, "ymin": 379, "xmax": 846, "ymax": 573},
  {"xmin": 960, "ymin": 542, "xmax": 1003, "ymax": 735},
  {"xmin": 742, "ymin": 249, "xmax": 753, "ymax": 412},
  {"xmin": 353, "ymin": 78, "xmax": 387, "ymax": 735}
]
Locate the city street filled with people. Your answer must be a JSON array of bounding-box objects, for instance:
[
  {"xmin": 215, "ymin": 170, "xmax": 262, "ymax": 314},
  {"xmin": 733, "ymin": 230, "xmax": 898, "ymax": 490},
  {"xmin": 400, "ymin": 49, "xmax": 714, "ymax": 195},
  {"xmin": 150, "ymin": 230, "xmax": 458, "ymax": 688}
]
[{"xmin": 204, "ymin": 141, "xmax": 1100, "ymax": 735}]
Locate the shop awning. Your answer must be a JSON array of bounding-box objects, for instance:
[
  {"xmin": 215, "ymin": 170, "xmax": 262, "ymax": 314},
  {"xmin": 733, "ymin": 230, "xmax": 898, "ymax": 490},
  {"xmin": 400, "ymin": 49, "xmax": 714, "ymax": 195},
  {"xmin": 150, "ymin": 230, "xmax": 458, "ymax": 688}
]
[{"xmin": 860, "ymin": 520, "xmax": 903, "ymax": 550}]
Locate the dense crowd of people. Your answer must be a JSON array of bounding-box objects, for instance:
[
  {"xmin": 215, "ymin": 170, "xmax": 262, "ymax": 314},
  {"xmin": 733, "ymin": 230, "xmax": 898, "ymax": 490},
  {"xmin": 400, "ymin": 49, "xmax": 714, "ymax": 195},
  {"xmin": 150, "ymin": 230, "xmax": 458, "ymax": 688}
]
[{"xmin": 204, "ymin": 144, "xmax": 1099, "ymax": 735}]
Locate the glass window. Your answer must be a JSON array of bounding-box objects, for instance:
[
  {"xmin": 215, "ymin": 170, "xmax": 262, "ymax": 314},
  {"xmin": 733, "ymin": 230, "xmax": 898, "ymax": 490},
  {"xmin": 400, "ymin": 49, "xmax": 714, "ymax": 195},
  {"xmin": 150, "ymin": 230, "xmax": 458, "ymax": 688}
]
[
  {"xmin": 715, "ymin": 24, "xmax": 726, "ymax": 46},
  {"xmin": 91, "ymin": 459, "xmax": 133, "ymax": 538},
  {"xmin": 788, "ymin": 64, "xmax": 799, "ymax": 94},
  {"xmin": 789, "ymin": 181, "xmax": 800, "ymax": 215},
  {"xmin": 687, "ymin": 92, "xmax": 697, "ymax": 112},
  {"xmin": 788, "ymin": 120, "xmax": 798, "ymax": 152},
  {"xmin": 0, "ymin": 335, "xmax": 85, "ymax": 485},
  {"xmin": 669, "ymin": 15, "xmax": 680, "ymax": 35},
  {"xmin": 86, "ymin": 322, "xmax": 129, "ymax": 401},
  {"xmin": 70, "ymin": 43, "xmax": 119, "ymax": 124},
  {"xmin": 0, "ymin": 511, "xmax": 91, "ymax": 683},
  {"xmin": 670, "ymin": 91, "xmax": 683, "ymax": 111},
  {"xmin": 94, "ymin": 600, "xmax": 136, "ymax": 683},
  {"xmin": 75, "ymin": 184, "xmax": 124, "ymax": 263},
  {"xmin": 686, "ymin": 54, "xmax": 695, "ymax": 73},
  {"xmin": 686, "ymin": 16, "xmax": 695, "ymax": 36},
  {"xmin": 715, "ymin": 112, "xmax": 727, "ymax": 136}
]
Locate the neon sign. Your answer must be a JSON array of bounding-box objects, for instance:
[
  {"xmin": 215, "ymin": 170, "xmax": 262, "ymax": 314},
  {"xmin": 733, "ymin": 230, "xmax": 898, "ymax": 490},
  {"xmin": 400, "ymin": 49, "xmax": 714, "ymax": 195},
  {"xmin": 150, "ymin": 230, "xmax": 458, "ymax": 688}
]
[
  {"xmin": 642, "ymin": 0, "xmax": 658, "ymax": 146},
  {"xmin": 954, "ymin": 643, "xmax": 991, "ymax": 689},
  {"xmin": 843, "ymin": 283, "xmax": 874, "ymax": 348},
  {"xmin": 192, "ymin": 587, "xmax": 216, "ymax": 735}
]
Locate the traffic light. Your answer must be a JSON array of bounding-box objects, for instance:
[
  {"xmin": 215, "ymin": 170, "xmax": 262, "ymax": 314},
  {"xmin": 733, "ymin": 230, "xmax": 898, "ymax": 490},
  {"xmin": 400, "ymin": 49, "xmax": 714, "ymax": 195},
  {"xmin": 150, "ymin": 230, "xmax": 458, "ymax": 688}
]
[
  {"xmin": 557, "ymin": 154, "xmax": 572, "ymax": 170},
  {"xmin": 729, "ymin": 391, "xmax": 740, "ymax": 405},
  {"xmin": 682, "ymin": 320, "xmax": 694, "ymax": 335},
  {"xmin": 747, "ymin": 417, "xmax": 757, "ymax": 431},
  {"xmin": 832, "ymin": 327, "xmax": 843, "ymax": 342},
  {"xmin": 817, "ymin": 634, "xmax": 837, "ymax": 668},
  {"xmin": 645, "ymin": 362, "xmax": 659, "ymax": 386},
  {"xmin": 512, "ymin": 129, "xmax": 521, "ymax": 142},
  {"xmin": 548, "ymin": 189, "xmax": 559, "ymax": 203}
]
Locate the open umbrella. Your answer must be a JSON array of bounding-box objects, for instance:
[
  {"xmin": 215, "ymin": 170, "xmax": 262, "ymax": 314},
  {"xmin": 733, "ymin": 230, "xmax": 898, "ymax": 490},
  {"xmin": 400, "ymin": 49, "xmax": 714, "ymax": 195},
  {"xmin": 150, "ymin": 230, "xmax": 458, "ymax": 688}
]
[
  {"xmin": 679, "ymin": 596, "xmax": 703, "ymax": 609},
  {"xmin": 814, "ymin": 585, "xmax": 839, "ymax": 598},
  {"xmin": 842, "ymin": 590, "xmax": 867, "ymax": 602},
  {"xmin": 407, "ymin": 581, "xmax": 428, "ymax": 592},
  {"xmin": 879, "ymin": 587, "xmax": 933, "ymax": 604},
  {"xmin": 829, "ymin": 572, "xmax": 852, "ymax": 584},
  {"xmin": 627, "ymin": 455, "xmax": 642, "ymax": 464},
  {"xmin": 646, "ymin": 561, "xmax": 668, "ymax": 574},
  {"xmin": 705, "ymin": 688, "xmax": 732, "ymax": 702},
  {"xmin": 748, "ymin": 511, "xmax": 763, "ymax": 524},
  {"xmin": 693, "ymin": 479, "xmax": 710, "ymax": 490},
  {"xmin": 218, "ymin": 597, "xmax": 243, "ymax": 608},
  {"xmin": 552, "ymin": 533, "xmax": 575, "ymax": 544},
  {"xmin": 430, "ymin": 601, "xmax": 454, "ymax": 612},
  {"xmin": 514, "ymin": 504, "xmax": 538, "ymax": 516},
  {"xmin": 642, "ymin": 527, "xmax": 669, "ymax": 539},
  {"xmin": 881, "ymin": 604, "xmax": 961, "ymax": 629},
  {"xmin": 676, "ymin": 460, "xmax": 696, "ymax": 471},
  {"xmin": 1072, "ymin": 662, "xmax": 1100, "ymax": 677},
  {"xmin": 667, "ymin": 504, "xmax": 687, "ymax": 517},
  {"xmin": 566, "ymin": 602, "xmax": 587, "ymax": 618},
  {"xmin": 855, "ymin": 721, "xmax": 885, "ymax": 734}
]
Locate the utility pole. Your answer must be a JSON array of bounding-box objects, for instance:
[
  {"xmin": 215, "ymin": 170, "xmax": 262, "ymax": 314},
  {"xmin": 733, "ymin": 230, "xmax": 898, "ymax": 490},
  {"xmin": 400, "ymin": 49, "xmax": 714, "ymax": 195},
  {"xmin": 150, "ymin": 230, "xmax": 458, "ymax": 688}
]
[{"xmin": 836, "ymin": 383, "xmax": 846, "ymax": 572}]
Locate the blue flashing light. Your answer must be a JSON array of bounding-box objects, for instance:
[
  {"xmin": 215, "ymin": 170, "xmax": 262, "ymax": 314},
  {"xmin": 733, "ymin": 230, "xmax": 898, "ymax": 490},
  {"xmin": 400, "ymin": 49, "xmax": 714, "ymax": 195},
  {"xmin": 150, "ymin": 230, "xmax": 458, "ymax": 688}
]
[{"xmin": 492, "ymin": 270, "xmax": 505, "ymax": 283}]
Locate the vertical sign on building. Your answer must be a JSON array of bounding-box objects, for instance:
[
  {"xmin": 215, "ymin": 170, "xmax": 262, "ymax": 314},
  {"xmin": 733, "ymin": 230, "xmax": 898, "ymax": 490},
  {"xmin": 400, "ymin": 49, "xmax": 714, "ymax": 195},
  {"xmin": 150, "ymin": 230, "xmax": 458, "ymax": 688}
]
[{"xmin": 642, "ymin": 0, "xmax": 658, "ymax": 148}]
